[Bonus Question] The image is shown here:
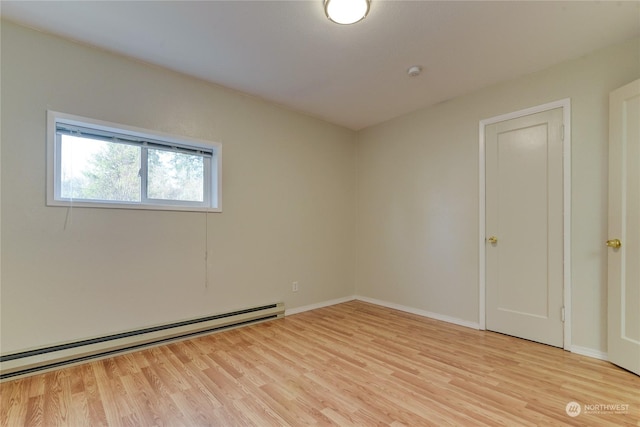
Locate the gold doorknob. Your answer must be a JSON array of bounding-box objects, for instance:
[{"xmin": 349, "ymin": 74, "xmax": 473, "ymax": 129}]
[
  {"xmin": 487, "ymin": 236, "xmax": 498, "ymax": 244},
  {"xmin": 606, "ymin": 239, "xmax": 622, "ymax": 249}
]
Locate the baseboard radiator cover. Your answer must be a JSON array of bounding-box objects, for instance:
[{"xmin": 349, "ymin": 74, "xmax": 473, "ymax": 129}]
[{"xmin": 1, "ymin": 302, "xmax": 284, "ymax": 381}]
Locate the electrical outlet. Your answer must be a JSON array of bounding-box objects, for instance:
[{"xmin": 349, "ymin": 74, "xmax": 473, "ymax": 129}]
[{"xmin": 292, "ymin": 281, "xmax": 299, "ymax": 292}]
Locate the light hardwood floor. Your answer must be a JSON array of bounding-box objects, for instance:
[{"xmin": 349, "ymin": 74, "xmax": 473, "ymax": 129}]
[{"xmin": 1, "ymin": 300, "xmax": 639, "ymax": 426}]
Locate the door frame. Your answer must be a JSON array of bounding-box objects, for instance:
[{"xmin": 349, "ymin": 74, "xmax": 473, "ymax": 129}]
[{"xmin": 478, "ymin": 99, "xmax": 572, "ymax": 350}]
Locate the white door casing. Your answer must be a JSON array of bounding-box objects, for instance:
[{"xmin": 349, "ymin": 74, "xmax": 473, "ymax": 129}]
[
  {"xmin": 608, "ymin": 79, "xmax": 640, "ymax": 376},
  {"xmin": 479, "ymin": 99, "xmax": 571, "ymax": 350}
]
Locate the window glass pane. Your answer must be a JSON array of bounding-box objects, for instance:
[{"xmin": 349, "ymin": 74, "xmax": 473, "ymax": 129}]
[
  {"xmin": 147, "ymin": 149, "xmax": 204, "ymax": 202},
  {"xmin": 60, "ymin": 134, "xmax": 141, "ymax": 202},
  {"xmin": 50, "ymin": 111, "xmax": 220, "ymax": 211}
]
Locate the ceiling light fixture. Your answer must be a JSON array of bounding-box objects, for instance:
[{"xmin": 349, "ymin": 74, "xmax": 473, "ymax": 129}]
[{"xmin": 324, "ymin": 0, "xmax": 371, "ymax": 25}]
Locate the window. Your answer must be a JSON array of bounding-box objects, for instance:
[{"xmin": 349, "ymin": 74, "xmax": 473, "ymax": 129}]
[{"xmin": 47, "ymin": 111, "xmax": 221, "ymax": 211}]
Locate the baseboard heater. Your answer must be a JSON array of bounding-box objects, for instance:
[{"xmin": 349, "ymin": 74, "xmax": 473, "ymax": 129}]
[{"xmin": 0, "ymin": 302, "xmax": 284, "ymax": 381}]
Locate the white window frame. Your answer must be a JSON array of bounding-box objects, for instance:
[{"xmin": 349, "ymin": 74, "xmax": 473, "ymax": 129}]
[{"xmin": 47, "ymin": 110, "xmax": 222, "ymax": 212}]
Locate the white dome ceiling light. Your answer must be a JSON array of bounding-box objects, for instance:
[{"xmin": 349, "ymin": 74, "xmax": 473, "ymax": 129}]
[{"xmin": 324, "ymin": 0, "xmax": 371, "ymax": 25}]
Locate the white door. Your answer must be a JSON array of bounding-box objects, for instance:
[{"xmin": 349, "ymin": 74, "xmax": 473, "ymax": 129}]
[
  {"xmin": 608, "ymin": 79, "xmax": 640, "ymax": 376},
  {"xmin": 485, "ymin": 108, "xmax": 564, "ymax": 347}
]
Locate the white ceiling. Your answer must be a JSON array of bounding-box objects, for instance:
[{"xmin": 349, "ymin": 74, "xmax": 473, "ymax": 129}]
[{"xmin": 2, "ymin": 1, "xmax": 639, "ymax": 130}]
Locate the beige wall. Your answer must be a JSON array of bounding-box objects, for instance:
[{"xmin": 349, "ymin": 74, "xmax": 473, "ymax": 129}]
[
  {"xmin": 356, "ymin": 37, "xmax": 640, "ymax": 353},
  {"xmin": 2, "ymin": 19, "xmax": 638, "ymax": 357},
  {"xmin": 0, "ymin": 21, "xmax": 357, "ymax": 353}
]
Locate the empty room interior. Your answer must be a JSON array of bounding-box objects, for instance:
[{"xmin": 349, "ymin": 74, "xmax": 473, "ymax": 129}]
[{"xmin": 1, "ymin": 1, "xmax": 639, "ymax": 426}]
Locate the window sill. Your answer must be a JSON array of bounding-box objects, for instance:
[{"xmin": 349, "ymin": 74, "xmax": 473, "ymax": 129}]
[{"xmin": 46, "ymin": 199, "xmax": 222, "ymax": 213}]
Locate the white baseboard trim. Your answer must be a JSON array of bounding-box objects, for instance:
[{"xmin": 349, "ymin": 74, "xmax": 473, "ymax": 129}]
[
  {"xmin": 285, "ymin": 295, "xmax": 357, "ymax": 316},
  {"xmin": 571, "ymin": 345, "xmax": 608, "ymax": 361},
  {"xmin": 354, "ymin": 296, "xmax": 480, "ymax": 330},
  {"xmin": 288, "ymin": 297, "xmax": 612, "ymax": 364}
]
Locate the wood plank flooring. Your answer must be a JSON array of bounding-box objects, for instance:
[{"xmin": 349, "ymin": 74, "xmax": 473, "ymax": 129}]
[{"xmin": 1, "ymin": 300, "xmax": 639, "ymax": 426}]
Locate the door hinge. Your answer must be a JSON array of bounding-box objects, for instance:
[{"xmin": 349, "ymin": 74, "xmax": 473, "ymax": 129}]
[
  {"xmin": 561, "ymin": 306, "xmax": 565, "ymax": 322},
  {"xmin": 560, "ymin": 125, "xmax": 565, "ymax": 141}
]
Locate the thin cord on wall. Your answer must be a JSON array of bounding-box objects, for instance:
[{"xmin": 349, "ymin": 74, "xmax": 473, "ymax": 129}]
[
  {"xmin": 63, "ymin": 206, "xmax": 73, "ymax": 230},
  {"xmin": 204, "ymin": 211, "xmax": 209, "ymax": 289}
]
